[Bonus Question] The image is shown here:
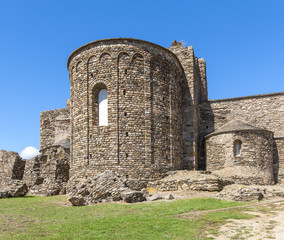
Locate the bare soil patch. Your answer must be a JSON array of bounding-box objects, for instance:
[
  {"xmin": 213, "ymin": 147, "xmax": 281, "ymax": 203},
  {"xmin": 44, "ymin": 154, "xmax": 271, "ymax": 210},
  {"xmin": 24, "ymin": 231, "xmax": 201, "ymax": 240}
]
[{"xmin": 216, "ymin": 201, "xmax": 284, "ymax": 240}]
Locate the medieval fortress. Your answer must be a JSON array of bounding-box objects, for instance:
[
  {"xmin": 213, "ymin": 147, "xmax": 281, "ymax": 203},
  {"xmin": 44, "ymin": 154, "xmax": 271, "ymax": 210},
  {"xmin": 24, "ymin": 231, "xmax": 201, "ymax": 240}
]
[{"xmin": 1, "ymin": 38, "xmax": 284, "ymax": 199}]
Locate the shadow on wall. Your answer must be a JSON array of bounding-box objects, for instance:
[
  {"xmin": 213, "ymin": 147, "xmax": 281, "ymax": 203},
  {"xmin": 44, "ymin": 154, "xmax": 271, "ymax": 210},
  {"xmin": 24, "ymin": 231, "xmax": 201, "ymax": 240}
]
[
  {"xmin": 197, "ymin": 100, "xmax": 215, "ymax": 170},
  {"xmin": 181, "ymin": 71, "xmax": 195, "ymax": 170},
  {"xmin": 273, "ymin": 138, "xmax": 281, "ymax": 183}
]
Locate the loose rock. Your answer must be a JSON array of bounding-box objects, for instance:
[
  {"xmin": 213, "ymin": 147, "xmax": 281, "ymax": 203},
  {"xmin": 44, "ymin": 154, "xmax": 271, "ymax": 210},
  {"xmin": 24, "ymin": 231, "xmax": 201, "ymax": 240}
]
[
  {"xmin": 165, "ymin": 194, "xmax": 175, "ymax": 200},
  {"xmin": 0, "ymin": 180, "xmax": 28, "ymax": 198},
  {"xmin": 121, "ymin": 191, "xmax": 146, "ymax": 203},
  {"xmin": 148, "ymin": 193, "xmax": 162, "ymax": 201},
  {"xmin": 68, "ymin": 171, "xmax": 146, "ymax": 206}
]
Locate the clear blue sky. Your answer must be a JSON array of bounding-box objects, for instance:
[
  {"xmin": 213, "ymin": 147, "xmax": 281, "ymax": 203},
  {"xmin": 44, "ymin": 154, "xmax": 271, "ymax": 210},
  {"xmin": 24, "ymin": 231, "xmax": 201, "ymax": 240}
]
[{"xmin": 0, "ymin": 0, "xmax": 283, "ymax": 154}]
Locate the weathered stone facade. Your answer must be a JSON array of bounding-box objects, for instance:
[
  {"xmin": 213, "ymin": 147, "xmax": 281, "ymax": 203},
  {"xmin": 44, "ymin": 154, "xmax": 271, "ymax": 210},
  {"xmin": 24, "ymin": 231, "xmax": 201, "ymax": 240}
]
[
  {"xmin": 67, "ymin": 39, "xmax": 184, "ymax": 181},
  {"xmin": 40, "ymin": 106, "xmax": 70, "ymax": 149},
  {"xmin": 0, "ymin": 150, "xmax": 28, "ymax": 198},
  {"xmin": 23, "ymin": 146, "xmax": 70, "ymax": 196},
  {"xmin": 205, "ymin": 121, "xmax": 274, "ymax": 185},
  {"xmin": 0, "ymin": 38, "xmax": 283, "ymax": 202},
  {"xmin": 0, "ymin": 150, "xmax": 25, "ymax": 185},
  {"xmin": 168, "ymin": 42, "xmax": 207, "ymax": 170},
  {"xmin": 32, "ymin": 38, "xmax": 284, "ymax": 191},
  {"xmin": 199, "ymin": 92, "xmax": 284, "ymax": 182},
  {"xmin": 147, "ymin": 171, "xmax": 228, "ymax": 192}
]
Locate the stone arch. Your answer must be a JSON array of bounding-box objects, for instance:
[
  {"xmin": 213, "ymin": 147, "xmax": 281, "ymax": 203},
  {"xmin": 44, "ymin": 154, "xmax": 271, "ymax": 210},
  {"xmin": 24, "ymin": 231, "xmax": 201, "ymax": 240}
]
[
  {"xmin": 132, "ymin": 53, "xmax": 144, "ymax": 74},
  {"xmin": 118, "ymin": 52, "xmax": 130, "ymax": 88},
  {"xmin": 150, "ymin": 57, "xmax": 161, "ymax": 72},
  {"xmin": 99, "ymin": 53, "xmax": 112, "ymax": 77},
  {"xmin": 131, "ymin": 53, "xmax": 144, "ymax": 62},
  {"xmin": 118, "ymin": 52, "xmax": 130, "ymax": 67},
  {"xmin": 71, "ymin": 66, "xmax": 75, "ymax": 75},
  {"xmin": 88, "ymin": 55, "xmax": 96, "ymax": 63},
  {"xmin": 87, "ymin": 56, "xmax": 97, "ymax": 79},
  {"xmin": 76, "ymin": 61, "xmax": 83, "ymax": 73},
  {"xmin": 99, "ymin": 52, "xmax": 111, "ymax": 64}
]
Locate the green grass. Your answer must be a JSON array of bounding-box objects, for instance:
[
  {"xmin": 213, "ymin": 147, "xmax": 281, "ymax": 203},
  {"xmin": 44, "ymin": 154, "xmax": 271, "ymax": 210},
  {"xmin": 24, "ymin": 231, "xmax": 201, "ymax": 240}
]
[{"xmin": 0, "ymin": 196, "xmax": 252, "ymax": 240}]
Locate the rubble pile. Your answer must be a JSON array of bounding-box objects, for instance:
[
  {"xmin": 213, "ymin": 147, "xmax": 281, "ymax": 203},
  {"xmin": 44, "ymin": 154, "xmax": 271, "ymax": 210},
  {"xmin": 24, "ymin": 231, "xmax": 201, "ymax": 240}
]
[{"xmin": 68, "ymin": 171, "xmax": 146, "ymax": 206}]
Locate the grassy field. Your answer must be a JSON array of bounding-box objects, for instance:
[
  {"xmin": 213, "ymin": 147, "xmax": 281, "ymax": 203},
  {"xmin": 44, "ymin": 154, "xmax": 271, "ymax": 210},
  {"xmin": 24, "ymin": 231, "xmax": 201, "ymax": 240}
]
[{"xmin": 0, "ymin": 196, "xmax": 253, "ymax": 240}]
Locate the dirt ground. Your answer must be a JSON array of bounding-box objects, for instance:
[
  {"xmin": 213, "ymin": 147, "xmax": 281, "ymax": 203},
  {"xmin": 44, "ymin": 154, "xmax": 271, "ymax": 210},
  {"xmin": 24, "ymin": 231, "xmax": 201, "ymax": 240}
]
[
  {"xmin": 156, "ymin": 184, "xmax": 284, "ymax": 240},
  {"xmin": 215, "ymin": 200, "xmax": 284, "ymax": 240}
]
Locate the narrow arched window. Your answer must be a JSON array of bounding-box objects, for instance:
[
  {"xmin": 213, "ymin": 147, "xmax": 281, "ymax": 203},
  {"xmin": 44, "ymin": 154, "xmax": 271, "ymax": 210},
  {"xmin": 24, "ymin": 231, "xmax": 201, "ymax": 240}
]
[
  {"xmin": 98, "ymin": 89, "xmax": 108, "ymax": 126},
  {"xmin": 234, "ymin": 140, "xmax": 242, "ymax": 157},
  {"xmin": 91, "ymin": 83, "xmax": 107, "ymax": 126}
]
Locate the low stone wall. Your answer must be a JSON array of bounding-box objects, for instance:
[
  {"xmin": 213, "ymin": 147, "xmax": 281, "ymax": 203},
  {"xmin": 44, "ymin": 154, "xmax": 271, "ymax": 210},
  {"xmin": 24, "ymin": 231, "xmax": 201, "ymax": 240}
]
[{"xmin": 147, "ymin": 171, "xmax": 231, "ymax": 192}]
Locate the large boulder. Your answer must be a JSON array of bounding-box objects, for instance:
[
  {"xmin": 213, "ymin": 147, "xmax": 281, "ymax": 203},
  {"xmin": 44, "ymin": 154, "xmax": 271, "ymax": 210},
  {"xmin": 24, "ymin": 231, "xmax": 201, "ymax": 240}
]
[
  {"xmin": 147, "ymin": 170, "xmax": 231, "ymax": 192},
  {"xmin": 68, "ymin": 171, "xmax": 146, "ymax": 206},
  {"xmin": 0, "ymin": 180, "xmax": 28, "ymax": 198},
  {"xmin": 121, "ymin": 191, "xmax": 146, "ymax": 203}
]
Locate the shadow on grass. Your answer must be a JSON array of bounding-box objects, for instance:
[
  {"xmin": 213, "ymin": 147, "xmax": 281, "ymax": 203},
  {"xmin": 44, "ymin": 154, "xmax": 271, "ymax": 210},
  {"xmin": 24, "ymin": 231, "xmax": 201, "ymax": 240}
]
[
  {"xmin": 23, "ymin": 195, "xmax": 37, "ymax": 198},
  {"xmin": 0, "ymin": 195, "xmax": 36, "ymax": 200}
]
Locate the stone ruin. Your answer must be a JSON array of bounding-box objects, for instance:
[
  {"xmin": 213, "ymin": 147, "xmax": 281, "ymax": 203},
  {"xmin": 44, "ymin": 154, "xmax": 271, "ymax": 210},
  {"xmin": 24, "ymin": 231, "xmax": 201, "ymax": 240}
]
[
  {"xmin": 0, "ymin": 150, "xmax": 28, "ymax": 198},
  {"xmin": 0, "ymin": 38, "xmax": 283, "ymax": 204},
  {"xmin": 0, "ymin": 146, "xmax": 69, "ymax": 199},
  {"xmin": 23, "ymin": 146, "xmax": 70, "ymax": 196}
]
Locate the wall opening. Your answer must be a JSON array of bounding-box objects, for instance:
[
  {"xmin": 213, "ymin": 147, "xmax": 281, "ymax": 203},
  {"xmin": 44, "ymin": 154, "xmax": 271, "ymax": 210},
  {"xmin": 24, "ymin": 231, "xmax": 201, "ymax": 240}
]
[
  {"xmin": 234, "ymin": 140, "xmax": 242, "ymax": 157},
  {"xmin": 98, "ymin": 89, "xmax": 108, "ymax": 126},
  {"xmin": 91, "ymin": 83, "xmax": 108, "ymax": 126}
]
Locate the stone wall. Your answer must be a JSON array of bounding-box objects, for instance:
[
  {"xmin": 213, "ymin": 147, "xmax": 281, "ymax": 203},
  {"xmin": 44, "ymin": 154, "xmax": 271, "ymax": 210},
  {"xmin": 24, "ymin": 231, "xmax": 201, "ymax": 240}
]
[
  {"xmin": 68, "ymin": 38, "xmax": 184, "ymax": 180},
  {"xmin": 23, "ymin": 145, "xmax": 70, "ymax": 196},
  {"xmin": 274, "ymin": 138, "xmax": 284, "ymax": 182},
  {"xmin": 199, "ymin": 92, "xmax": 284, "ymax": 180},
  {"xmin": 168, "ymin": 42, "xmax": 206, "ymax": 170},
  {"xmin": 0, "ymin": 150, "xmax": 25, "ymax": 185},
  {"xmin": 40, "ymin": 107, "xmax": 70, "ymax": 150},
  {"xmin": 34, "ymin": 38, "xmax": 283, "ymax": 190},
  {"xmin": 206, "ymin": 131, "xmax": 274, "ymax": 185}
]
